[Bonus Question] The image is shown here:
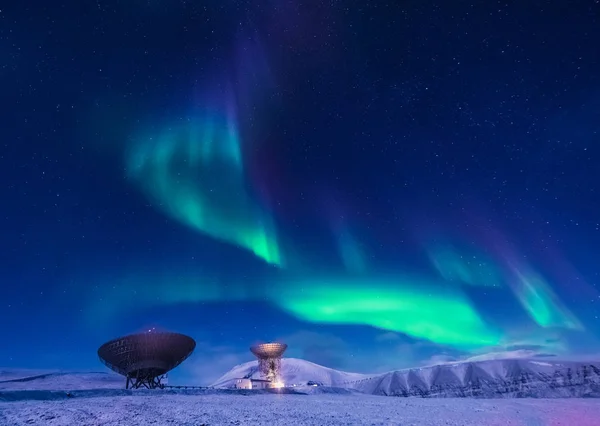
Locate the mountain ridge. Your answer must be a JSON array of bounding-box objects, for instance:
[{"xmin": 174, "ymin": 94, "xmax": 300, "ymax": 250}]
[{"xmin": 212, "ymin": 357, "xmax": 600, "ymax": 398}]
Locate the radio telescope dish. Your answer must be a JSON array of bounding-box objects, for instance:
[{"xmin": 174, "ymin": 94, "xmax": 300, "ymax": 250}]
[
  {"xmin": 250, "ymin": 342, "xmax": 287, "ymax": 384},
  {"xmin": 98, "ymin": 330, "xmax": 196, "ymax": 389}
]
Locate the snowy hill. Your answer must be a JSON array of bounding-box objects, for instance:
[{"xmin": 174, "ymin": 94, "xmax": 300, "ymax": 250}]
[
  {"xmin": 211, "ymin": 358, "xmax": 372, "ymax": 388},
  {"xmin": 213, "ymin": 357, "xmax": 600, "ymax": 398},
  {"xmin": 350, "ymin": 358, "xmax": 600, "ymax": 397},
  {"xmin": 0, "ymin": 370, "xmax": 123, "ymax": 391}
]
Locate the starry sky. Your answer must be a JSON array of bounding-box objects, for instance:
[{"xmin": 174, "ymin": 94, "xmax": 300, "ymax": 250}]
[{"xmin": 2, "ymin": 1, "xmax": 600, "ymax": 385}]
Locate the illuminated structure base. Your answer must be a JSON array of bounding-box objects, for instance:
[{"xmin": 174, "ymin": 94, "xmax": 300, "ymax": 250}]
[{"xmin": 125, "ymin": 373, "xmax": 165, "ymax": 390}]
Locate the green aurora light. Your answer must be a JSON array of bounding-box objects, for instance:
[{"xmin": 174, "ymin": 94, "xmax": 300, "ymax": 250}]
[
  {"xmin": 275, "ymin": 277, "xmax": 501, "ymax": 347},
  {"xmin": 97, "ymin": 116, "xmax": 583, "ymax": 351},
  {"xmin": 511, "ymin": 266, "xmax": 583, "ymax": 331},
  {"xmin": 337, "ymin": 228, "xmax": 368, "ymax": 274},
  {"xmin": 427, "ymin": 245, "xmax": 501, "ymax": 287},
  {"xmin": 126, "ymin": 115, "xmax": 281, "ymax": 266},
  {"xmin": 86, "ymin": 270, "xmax": 501, "ymax": 348}
]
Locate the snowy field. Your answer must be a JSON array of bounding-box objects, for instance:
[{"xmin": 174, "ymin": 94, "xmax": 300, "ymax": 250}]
[
  {"xmin": 1, "ymin": 393, "xmax": 599, "ymax": 426},
  {"xmin": 2, "ymin": 360, "xmax": 600, "ymax": 425}
]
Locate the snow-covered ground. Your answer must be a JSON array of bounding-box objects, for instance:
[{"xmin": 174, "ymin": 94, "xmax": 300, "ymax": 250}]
[
  {"xmin": 0, "ymin": 371, "xmax": 123, "ymax": 391},
  {"xmin": 1, "ymin": 392, "xmax": 599, "ymax": 426},
  {"xmin": 1, "ymin": 364, "xmax": 599, "ymax": 425}
]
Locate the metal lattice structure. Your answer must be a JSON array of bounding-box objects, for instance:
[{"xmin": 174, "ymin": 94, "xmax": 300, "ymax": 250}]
[
  {"xmin": 98, "ymin": 330, "xmax": 196, "ymax": 389},
  {"xmin": 250, "ymin": 342, "xmax": 287, "ymax": 383}
]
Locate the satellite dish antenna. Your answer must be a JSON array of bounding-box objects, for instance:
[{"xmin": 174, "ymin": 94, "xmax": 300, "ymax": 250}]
[
  {"xmin": 98, "ymin": 331, "xmax": 196, "ymax": 389},
  {"xmin": 250, "ymin": 342, "xmax": 288, "ymax": 385}
]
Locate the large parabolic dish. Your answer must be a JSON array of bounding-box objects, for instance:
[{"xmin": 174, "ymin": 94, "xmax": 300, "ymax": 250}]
[
  {"xmin": 250, "ymin": 342, "xmax": 287, "ymax": 383},
  {"xmin": 98, "ymin": 330, "xmax": 196, "ymax": 389},
  {"xmin": 250, "ymin": 342, "xmax": 288, "ymax": 359}
]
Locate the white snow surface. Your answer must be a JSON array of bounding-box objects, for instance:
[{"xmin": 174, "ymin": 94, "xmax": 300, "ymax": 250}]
[
  {"xmin": 1, "ymin": 392, "xmax": 599, "ymax": 426},
  {"xmin": 213, "ymin": 357, "xmax": 600, "ymax": 398},
  {"xmin": 1, "ymin": 360, "xmax": 600, "ymax": 425}
]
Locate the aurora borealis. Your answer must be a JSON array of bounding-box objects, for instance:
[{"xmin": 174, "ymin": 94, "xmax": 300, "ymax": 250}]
[
  {"xmin": 2, "ymin": 0, "xmax": 600, "ymax": 379},
  {"xmin": 127, "ymin": 113, "xmax": 282, "ymax": 266},
  {"xmin": 274, "ymin": 277, "xmax": 501, "ymax": 347}
]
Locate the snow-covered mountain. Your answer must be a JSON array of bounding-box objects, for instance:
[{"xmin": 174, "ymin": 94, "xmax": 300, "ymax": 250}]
[
  {"xmin": 213, "ymin": 357, "xmax": 600, "ymax": 398},
  {"xmin": 351, "ymin": 358, "xmax": 600, "ymax": 398},
  {"xmin": 211, "ymin": 358, "xmax": 371, "ymax": 388}
]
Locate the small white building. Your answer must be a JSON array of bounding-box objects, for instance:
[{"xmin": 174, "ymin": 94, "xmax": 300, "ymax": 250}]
[
  {"xmin": 235, "ymin": 378, "xmax": 252, "ymax": 389},
  {"xmin": 234, "ymin": 378, "xmax": 272, "ymax": 390}
]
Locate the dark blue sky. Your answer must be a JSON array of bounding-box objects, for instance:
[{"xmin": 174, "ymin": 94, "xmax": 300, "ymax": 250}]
[{"xmin": 1, "ymin": 1, "xmax": 599, "ymax": 384}]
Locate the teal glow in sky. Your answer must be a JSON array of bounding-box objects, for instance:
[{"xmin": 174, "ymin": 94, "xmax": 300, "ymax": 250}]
[
  {"xmin": 274, "ymin": 276, "xmax": 501, "ymax": 347},
  {"xmin": 426, "ymin": 245, "xmax": 501, "ymax": 287},
  {"xmin": 83, "ymin": 24, "xmax": 592, "ymax": 365},
  {"xmin": 80, "ymin": 216, "xmax": 591, "ymax": 358},
  {"xmin": 337, "ymin": 227, "xmax": 368, "ymax": 274},
  {"xmin": 106, "ymin": 95, "xmax": 592, "ymax": 362},
  {"xmin": 510, "ymin": 264, "xmax": 583, "ymax": 331},
  {"xmin": 109, "ymin": 121, "xmax": 587, "ymax": 354},
  {"xmin": 126, "ymin": 111, "xmax": 282, "ymax": 266},
  {"xmin": 86, "ymin": 269, "xmax": 500, "ymax": 347}
]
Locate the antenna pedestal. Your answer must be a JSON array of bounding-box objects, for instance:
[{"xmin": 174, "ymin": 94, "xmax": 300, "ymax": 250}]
[{"xmin": 126, "ymin": 374, "xmax": 165, "ymax": 390}]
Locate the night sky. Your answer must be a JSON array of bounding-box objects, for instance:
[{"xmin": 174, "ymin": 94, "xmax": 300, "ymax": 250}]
[{"xmin": 2, "ymin": 1, "xmax": 600, "ymax": 384}]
